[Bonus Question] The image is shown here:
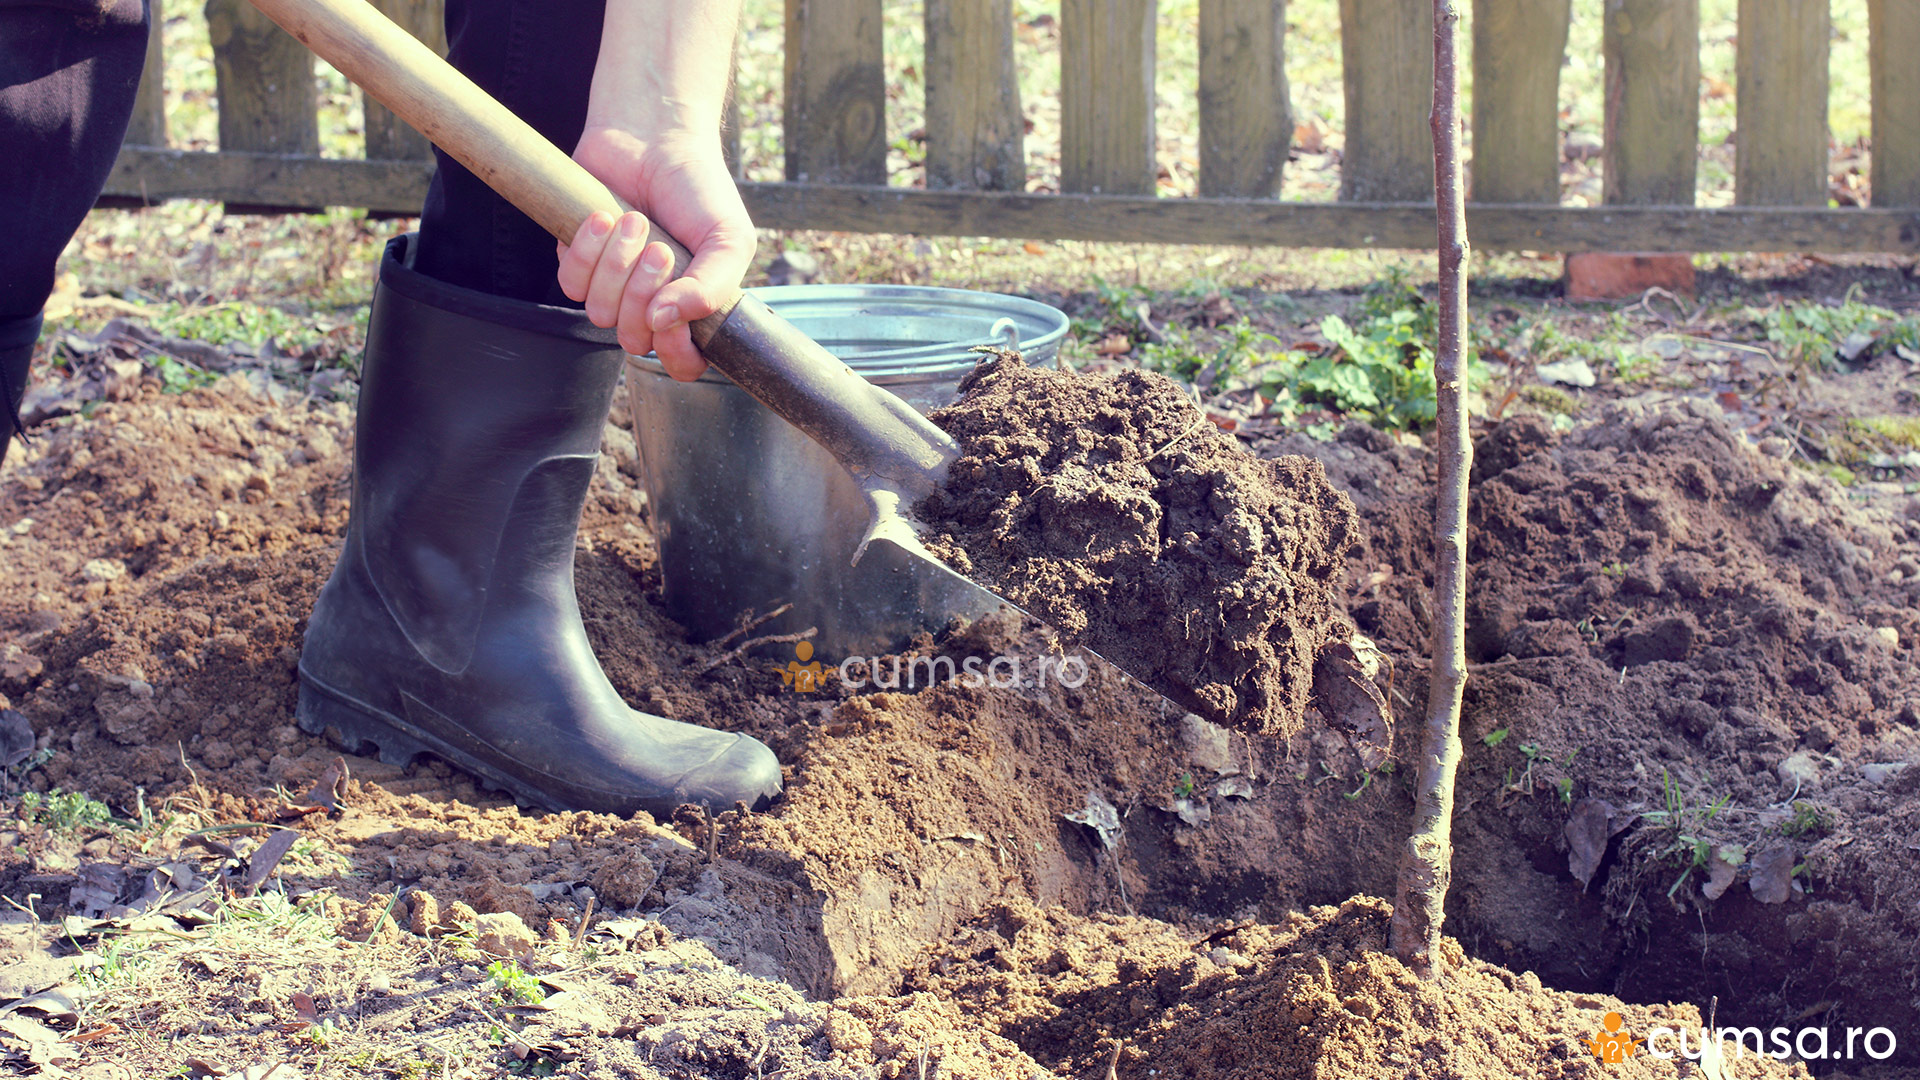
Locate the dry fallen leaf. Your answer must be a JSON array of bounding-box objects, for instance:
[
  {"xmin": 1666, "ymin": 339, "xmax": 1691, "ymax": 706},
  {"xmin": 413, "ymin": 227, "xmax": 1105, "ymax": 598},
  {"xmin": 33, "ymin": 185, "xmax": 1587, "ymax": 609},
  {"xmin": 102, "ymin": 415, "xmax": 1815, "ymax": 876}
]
[
  {"xmin": 1748, "ymin": 843, "xmax": 1795, "ymax": 904},
  {"xmin": 298, "ymin": 757, "xmax": 348, "ymax": 813},
  {"xmin": 0, "ymin": 1013, "xmax": 79, "ymax": 1073},
  {"xmin": 1564, "ymin": 798, "xmax": 1633, "ymax": 890},
  {"xmin": 0, "ymin": 709, "xmax": 35, "ymax": 769},
  {"xmin": 241, "ymin": 829, "xmax": 300, "ymax": 896},
  {"xmin": 1311, "ymin": 633, "xmax": 1393, "ymax": 770},
  {"xmin": 1701, "ymin": 851, "xmax": 1741, "ymax": 900}
]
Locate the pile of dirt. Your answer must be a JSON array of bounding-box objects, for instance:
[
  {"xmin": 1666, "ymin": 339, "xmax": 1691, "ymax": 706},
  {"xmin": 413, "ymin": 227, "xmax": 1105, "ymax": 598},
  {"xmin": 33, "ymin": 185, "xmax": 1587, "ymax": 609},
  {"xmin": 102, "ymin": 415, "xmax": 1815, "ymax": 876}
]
[
  {"xmin": 908, "ymin": 895, "xmax": 1804, "ymax": 1079},
  {"xmin": 0, "ymin": 376, "xmax": 354, "ymax": 642},
  {"xmin": 918, "ymin": 354, "xmax": 1360, "ymax": 738}
]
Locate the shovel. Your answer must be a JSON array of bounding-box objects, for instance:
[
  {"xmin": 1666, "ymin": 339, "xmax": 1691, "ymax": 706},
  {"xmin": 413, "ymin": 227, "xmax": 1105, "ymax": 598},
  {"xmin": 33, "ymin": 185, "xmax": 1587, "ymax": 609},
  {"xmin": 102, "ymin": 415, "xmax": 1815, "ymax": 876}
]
[
  {"xmin": 247, "ymin": 0, "xmax": 1395, "ymax": 755},
  {"xmin": 242, "ymin": 1, "xmax": 990, "ymax": 617}
]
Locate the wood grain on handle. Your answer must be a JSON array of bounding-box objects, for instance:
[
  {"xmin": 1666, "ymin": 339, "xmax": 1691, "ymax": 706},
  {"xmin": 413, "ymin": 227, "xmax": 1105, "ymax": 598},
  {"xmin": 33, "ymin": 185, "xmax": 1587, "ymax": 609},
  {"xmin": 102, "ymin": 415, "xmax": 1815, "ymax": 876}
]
[{"xmin": 243, "ymin": 0, "xmax": 738, "ymax": 339}]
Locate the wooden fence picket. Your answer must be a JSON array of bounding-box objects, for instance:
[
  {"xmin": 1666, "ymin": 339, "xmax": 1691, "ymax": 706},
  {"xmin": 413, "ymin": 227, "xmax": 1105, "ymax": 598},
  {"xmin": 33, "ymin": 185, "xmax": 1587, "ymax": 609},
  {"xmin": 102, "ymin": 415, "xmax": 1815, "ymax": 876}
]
[
  {"xmin": 363, "ymin": 0, "xmax": 445, "ymax": 162},
  {"xmin": 206, "ymin": 0, "xmax": 319, "ymax": 212},
  {"xmin": 125, "ymin": 15, "xmax": 167, "ymax": 148},
  {"xmin": 1197, "ymin": 0, "xmax": 1291, "ymax": 199},
  {"xmin": 1735, "ymin": 0, "xmax": 1831, "ymax": 206},
  {"xmin": 1060, "ymin": 0, "xmax": 1156, "ymax": 196},
  {"xmin": 1470, "ymin": 0, "xmax": 1570, "ymax": 204},
  {"xmin": 784, "ymin": 0, "xmax": 887, "ymax": 184},
  {"xmin": 1867, "ymin": 0, "xmax": 1919, "ymax": 207},
  {"xmin": 924, "ymin": 0, "xmax": 1025, "ymax": 191},
  {"xmin": 1337, "ymin": 0, "xmax": 1433, "ymax": 202},
  {"xmin": 96, "ymin": 0, "xmax": 1920, "ymax": 254},
  {"xmin": 1602, "ymin": 0, "xmax": 1700, "ymax": 205}
]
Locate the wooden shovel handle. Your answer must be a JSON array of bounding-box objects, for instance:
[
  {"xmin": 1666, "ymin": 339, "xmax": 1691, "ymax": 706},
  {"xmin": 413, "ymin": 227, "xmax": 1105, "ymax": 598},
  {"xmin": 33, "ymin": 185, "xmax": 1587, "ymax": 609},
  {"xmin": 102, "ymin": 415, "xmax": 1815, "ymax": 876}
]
[
  {"xmin": 243, "ymin": 0, "xmax": 730, "ymax": 337},
  {"xmin": 247, "ymin": 0, "xmax": 960, "ymax": 493}
]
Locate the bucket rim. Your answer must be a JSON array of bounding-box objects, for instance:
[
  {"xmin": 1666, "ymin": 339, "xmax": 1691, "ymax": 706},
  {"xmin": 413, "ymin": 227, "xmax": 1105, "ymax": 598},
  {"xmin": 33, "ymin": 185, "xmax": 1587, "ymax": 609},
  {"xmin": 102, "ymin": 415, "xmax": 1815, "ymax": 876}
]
[{"xmin": 624, "ymin": 283, "xmax": 1069, "ymax": 383}]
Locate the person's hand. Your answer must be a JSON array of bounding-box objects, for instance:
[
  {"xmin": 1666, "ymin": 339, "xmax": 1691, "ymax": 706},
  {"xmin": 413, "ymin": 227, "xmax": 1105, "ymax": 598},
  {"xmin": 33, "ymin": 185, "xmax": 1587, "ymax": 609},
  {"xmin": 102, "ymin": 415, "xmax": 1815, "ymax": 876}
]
[{"xmin": 555, "ymin": 127, "xmax": 755, "ymax": 381}]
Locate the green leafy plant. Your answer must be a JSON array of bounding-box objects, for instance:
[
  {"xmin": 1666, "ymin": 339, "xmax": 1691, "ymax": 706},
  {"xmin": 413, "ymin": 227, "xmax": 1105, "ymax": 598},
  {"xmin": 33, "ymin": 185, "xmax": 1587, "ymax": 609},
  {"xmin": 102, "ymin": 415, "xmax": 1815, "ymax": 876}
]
[
  {"xmin": 1762, "ymin": 289, "xmax": 1920, "ymax": 370},
  {"xmin": 1172, "ymin": 772, "xmax": 1197, "ymax": 799},
  {"xmin": 1555, "ymin": 777, "xmax": 1575, "ymax": 805},
  {"xmin": 486, "ymin": 960, "xmax": 546, "ymax": 1007},
  {"xmin": 1779, "ymin": 800, "xmax": 1832, "ymax": 838},
  {"xmin": 1640, "ymin": 769, "xmax": 1735, "ymax": 897},
  {"xmin": 1300, "ymin": 310, "xmax": 1439, "ymax": 430},
  {"xmin": 1481, "ymin": 727, "xmax": 1511, "ymax": 748},
  {"xmin": 1344, "ymin": 760, "xmax": 1394, "ymax": 801},
  {"xmin": 1259, "ymin": 273, "xmax": 1485, "ymax": 433},
  {"xmin": 1514, "ymin": 742, "xmax": 1551, "ymax": 792},
  {"xmin": 19, "ymin": 789, "xmax": 114, "ymax": 834}
]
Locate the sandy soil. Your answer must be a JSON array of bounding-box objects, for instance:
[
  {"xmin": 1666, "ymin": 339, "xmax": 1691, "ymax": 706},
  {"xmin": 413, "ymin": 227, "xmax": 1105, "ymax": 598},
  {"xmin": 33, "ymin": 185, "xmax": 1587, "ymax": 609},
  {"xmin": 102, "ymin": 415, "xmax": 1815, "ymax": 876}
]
[{"xmin": 0, "ymin": 361, "xmax": 1913, "ymax": 1078}]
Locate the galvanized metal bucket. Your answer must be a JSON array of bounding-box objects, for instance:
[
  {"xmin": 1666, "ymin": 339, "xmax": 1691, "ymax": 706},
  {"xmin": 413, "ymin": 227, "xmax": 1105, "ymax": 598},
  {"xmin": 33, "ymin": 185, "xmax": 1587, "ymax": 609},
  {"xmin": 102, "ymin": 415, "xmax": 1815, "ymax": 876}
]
[{"xmin": 625, "ymin": 284, "xmax": 1070, "ymax": 659}]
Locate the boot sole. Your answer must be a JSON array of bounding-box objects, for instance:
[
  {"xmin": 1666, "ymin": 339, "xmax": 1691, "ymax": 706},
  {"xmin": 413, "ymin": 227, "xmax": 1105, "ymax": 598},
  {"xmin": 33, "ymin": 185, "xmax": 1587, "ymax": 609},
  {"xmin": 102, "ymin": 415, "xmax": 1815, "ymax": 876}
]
[{"xmin": 296, "ymin": 672, "xmax": 564, "ymax": 811}]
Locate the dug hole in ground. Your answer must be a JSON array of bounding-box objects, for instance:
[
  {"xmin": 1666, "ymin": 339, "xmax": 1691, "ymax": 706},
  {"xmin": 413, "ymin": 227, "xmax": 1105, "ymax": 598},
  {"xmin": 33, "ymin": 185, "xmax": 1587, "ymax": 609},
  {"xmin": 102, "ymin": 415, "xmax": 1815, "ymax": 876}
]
[{"xmin": 0, "ymin": 320, "xmax": 1916, "ymax": 1078}]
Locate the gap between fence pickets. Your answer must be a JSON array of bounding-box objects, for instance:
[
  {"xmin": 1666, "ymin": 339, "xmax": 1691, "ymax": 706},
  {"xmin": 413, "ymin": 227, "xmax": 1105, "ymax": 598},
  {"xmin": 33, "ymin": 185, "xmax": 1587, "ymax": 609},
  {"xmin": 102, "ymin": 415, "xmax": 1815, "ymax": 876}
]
[{"xmin": 98, "ymin": 148, "xmax": 1920, "ymax": 254}]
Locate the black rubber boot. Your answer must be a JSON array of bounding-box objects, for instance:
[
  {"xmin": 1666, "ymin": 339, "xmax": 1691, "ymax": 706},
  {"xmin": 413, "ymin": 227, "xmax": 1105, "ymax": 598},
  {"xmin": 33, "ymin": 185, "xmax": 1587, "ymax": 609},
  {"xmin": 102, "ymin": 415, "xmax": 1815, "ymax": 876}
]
[
  {"xmin": 0, "ymin": 313, "xmax": 39, "ymax": 465},
  {"xmin": 298, "ymin": 236, "xmax": 782, "ymax": 816}
]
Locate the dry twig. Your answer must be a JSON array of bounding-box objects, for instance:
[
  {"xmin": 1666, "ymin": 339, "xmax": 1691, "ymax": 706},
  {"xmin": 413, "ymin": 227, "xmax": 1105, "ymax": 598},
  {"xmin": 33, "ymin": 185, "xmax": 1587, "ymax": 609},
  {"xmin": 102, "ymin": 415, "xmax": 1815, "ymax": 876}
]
[{"xmin": 700, "ymin": 626, "xmax": 817, "ymax": 674}]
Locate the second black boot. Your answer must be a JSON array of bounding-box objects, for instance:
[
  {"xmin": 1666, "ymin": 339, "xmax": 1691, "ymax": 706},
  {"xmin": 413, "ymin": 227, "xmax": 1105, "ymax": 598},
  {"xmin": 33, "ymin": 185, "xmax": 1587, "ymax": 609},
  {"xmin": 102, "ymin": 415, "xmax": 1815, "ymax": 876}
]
[{"xmin": 298, "ymin": 236, "xmax": 782, "ymax": 816}]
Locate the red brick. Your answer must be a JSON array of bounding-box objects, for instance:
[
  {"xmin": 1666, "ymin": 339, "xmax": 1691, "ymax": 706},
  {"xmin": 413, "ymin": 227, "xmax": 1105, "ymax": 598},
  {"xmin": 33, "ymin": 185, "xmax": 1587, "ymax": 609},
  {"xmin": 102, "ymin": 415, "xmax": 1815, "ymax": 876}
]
[{"xmin": 1563, "ymin": 253, "xmax": 1696, "ymax": 302}]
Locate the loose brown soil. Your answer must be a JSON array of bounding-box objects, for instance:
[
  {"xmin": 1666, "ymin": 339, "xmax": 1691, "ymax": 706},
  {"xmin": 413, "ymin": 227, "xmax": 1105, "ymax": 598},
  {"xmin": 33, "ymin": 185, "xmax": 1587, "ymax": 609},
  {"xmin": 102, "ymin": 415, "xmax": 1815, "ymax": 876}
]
[
  {"xmin": 917, "ymin": 354, "xmax": 1360, "ymax": 738},
  {"xmin": 0, "ymin": 365, "xmax": 1913, "ymax": 1078}
]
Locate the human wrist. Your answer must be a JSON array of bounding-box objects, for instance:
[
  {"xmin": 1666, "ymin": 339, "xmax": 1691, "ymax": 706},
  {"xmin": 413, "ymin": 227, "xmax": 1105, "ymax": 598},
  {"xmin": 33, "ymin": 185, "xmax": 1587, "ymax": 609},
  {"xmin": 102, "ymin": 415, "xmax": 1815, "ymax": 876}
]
[{"xmin": 586, "ymin": 0, "xmax": 737, "ymax": 145}]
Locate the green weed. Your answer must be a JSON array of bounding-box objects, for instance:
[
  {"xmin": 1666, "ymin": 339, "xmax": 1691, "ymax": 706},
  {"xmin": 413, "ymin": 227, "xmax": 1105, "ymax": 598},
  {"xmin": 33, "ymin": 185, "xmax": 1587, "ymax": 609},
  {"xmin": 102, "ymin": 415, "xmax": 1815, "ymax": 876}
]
[
  {"xmin": 1762, "ymin": 289, "xmax": 1920, "ymax": 369},
  {"xmin": 486, "ymin": 960, "xmax": 546, "ymax": 1007},
  {"xmin": 1481, "ymin": 727, "xmax": 1511, "ymax": 748},
  {"xmin": 1640, "ymin": 769, "xmax": 1737, "ymax": 898},
  {"xmin": 19, "ymin": 789, "xmax": 114, "ymax": 834},
  {"xmin": 1343, "ymin": 760, "xmax": 1394, "ymax": 801},
  {"xmin": 1778, "ymin": 801, "xmax": 1832, "ymax": 838},
  {"xmin": 1520, "ymin": 384, "xmax": 1580, "ymax": 415},
  {"xmin": 1257, "ymin": 271, "xmax": 1487, "ymax": 433}
]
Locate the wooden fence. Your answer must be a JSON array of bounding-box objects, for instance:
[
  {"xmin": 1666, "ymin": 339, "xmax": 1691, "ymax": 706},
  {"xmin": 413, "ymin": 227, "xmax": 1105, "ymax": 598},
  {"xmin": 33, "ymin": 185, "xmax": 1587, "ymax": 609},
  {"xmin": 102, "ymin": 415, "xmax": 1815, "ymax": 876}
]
[{"xmin": 102, "ymin": 0, "xmax": 1920, "ymax": 253}]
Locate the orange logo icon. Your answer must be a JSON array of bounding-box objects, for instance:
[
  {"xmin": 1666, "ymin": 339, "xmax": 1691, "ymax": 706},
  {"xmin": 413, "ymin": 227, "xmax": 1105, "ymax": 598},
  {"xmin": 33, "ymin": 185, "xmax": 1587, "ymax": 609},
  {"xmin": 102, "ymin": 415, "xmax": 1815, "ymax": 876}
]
[
  {"xmin": 1586, "ymin": 1012, "xmax": 1644, "ymax": 1062},
  {"xmin": 778, "ymin": 641, "xmax": 830, "ymax": 693}
]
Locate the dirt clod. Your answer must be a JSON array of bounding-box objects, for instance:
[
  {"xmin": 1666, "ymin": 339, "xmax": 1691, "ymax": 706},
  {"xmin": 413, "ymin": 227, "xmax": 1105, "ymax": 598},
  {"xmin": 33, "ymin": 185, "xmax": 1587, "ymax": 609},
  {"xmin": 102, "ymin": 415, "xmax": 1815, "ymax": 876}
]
[{"xmin": 919, "ymin": 355, "xmax": 1360, "ymax": 737}]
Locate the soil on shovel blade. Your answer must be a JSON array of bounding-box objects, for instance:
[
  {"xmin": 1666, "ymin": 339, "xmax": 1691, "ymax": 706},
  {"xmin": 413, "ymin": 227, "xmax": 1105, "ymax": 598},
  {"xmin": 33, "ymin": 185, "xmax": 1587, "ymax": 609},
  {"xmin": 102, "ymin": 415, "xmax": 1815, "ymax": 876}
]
[
  {"xmin": 0, "ymin": 368, "xmax": 1913, "ymax": 1078},
  {"xmin": 916, "ymin": 354, "xmax": 1361, "ymax": 739}
]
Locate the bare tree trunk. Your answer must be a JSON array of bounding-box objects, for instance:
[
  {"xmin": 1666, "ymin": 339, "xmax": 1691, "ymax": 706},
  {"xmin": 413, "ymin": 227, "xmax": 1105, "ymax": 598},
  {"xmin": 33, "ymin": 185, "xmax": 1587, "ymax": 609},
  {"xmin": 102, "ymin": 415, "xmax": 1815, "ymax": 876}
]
[{"xmin": 1389, "ymin": 0, "xmax": 1472, "ymax": 978}]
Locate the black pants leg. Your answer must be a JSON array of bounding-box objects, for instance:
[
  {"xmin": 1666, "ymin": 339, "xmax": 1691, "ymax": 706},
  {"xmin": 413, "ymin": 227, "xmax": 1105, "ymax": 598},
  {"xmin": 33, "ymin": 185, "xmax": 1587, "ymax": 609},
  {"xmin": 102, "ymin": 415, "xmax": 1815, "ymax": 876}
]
[
  {"xmin": 0, "ymin": 0, "xmax": 151, "ymax": 324},
  {"xmin": 413, "ymin": 0, "xmax": 606, "ymax": 306},
  {"xmin": 0, "ymin": 0, "xmax": 149, "ymax": 457}
]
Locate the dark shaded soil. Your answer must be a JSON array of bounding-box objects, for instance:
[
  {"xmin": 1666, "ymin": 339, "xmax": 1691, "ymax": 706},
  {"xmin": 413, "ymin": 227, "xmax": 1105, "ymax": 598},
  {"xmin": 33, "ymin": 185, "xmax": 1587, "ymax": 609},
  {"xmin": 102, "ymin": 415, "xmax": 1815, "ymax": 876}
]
[{"xmin": 917, "ymin": 354, "xmax": 1360, "ymax": 738}]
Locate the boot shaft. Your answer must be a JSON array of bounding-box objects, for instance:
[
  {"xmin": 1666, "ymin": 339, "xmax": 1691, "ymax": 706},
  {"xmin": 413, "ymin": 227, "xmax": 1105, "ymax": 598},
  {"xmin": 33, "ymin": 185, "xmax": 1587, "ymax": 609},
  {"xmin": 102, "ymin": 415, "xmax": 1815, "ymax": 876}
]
[{"xmin": 351, "ymin": 235, "xmax": 626, "ymax": 672}]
